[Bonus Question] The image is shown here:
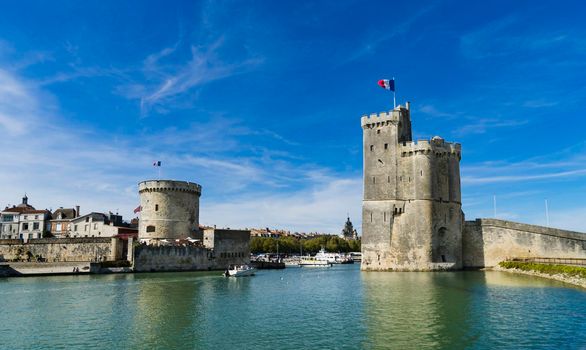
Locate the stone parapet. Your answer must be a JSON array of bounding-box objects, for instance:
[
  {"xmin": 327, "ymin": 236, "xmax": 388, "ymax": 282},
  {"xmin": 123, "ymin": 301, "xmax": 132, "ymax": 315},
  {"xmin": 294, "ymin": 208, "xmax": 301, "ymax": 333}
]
[
  {"xmin": 469, "ymin": 219, "xmax": 586, "ymax": 242},
  {"xmin": 361, "ymin": 107, "xmax": 408, "ymax": 129},
  {"xmin": 399, "ymin": 139, "xmax": 461, "ymax": 159},
  {"xmin": 139, "ymin": 180, "xmax": 202, "ymax": 195}
]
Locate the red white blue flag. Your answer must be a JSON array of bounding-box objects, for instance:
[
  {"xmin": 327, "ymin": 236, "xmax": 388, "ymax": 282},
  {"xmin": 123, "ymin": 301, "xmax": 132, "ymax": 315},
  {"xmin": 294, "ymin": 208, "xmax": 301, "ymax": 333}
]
[
  {"xmin": 378, "ymin": 79, "xmax": 395, "ymax": 92},
  {"xmin": 153, "ymin": 161, "xmax": 161, "ymax": 167}
]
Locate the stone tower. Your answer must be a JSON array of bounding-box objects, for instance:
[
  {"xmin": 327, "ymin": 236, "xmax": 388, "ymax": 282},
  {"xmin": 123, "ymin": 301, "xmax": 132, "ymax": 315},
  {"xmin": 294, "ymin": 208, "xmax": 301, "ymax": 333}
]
[
  {"xmin": 361, "ymin": 103, "xmax": 463, "ymax": 271},
  {"xmin": 138, "ymin": 180, "xmax": 202, "ymax": 242}
]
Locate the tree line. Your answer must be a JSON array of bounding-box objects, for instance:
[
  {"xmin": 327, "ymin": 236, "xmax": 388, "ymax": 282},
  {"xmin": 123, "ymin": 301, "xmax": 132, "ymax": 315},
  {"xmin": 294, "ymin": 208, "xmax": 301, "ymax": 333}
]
[{"xmin": 250, "ymin": 235, "xmax": 361, "ymax": 254}]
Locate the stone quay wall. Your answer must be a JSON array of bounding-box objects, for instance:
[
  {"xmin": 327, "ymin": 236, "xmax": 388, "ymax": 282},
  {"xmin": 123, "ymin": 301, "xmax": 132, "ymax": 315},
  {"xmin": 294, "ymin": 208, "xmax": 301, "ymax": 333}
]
[
  {"xmin": 463, "ymin": 219, "xmax": 586, "ymax": 268},
  {"xmin": 133, "ymin": 245, "xmax": 214, "ymax": 272},
  {"xmin": 135, "ymin": 229, "xmax": 251, "ymax": 272},
  {"xmin": 0, "ymin": 238, "xmax": 113, "ymax": 262}
]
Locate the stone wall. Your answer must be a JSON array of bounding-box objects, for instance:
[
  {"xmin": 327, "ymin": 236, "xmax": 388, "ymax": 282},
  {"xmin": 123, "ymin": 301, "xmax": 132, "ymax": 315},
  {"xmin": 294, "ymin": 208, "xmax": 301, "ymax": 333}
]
[
  {"xmin": 203, "ymin": 229, "xmax": 251, "ymax": 268},
  {"xmin": 133, "ymin": 245, "xmax": 213, "ymax": 272},
  {"xmin": 362, "ymin": 200, "xmax": 462, "ymax": 271},
  {"xmin": 463, "ymin": 219, "xmax": 586, "ymax": 268},
  {"xmin": 0, "ymin": 238, "xmax": 113, "ymax": 262}
]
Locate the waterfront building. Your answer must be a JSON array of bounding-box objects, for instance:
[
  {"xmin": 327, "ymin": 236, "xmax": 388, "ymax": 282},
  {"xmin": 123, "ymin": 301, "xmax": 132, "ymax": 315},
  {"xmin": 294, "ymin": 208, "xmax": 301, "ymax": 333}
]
[
  {"xmin": 0, "ymin": 195, "xmax": 51, "ymax": 241},
  {"xmin": 50, "ymin": 206, "xmax": 79, "ymax": 238},
  {"xmin": 69, "ymin": 212, "xmax": 135, "ymax": 238}
]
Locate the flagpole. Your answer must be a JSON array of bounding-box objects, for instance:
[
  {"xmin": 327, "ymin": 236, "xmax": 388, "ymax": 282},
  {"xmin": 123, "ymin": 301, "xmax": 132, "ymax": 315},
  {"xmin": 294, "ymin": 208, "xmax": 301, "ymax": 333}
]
[{"xmin": 393, "ymin": 77, "xmax": 396, "ymax": 108}]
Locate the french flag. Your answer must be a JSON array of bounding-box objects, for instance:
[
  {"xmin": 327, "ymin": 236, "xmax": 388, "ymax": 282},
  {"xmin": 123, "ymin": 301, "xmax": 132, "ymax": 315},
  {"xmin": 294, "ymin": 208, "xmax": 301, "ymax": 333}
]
[
  {"xmin": 153, "ymin": 161, "xmax": 161, "ymax": 167},
  {"xmin": 378, "ymin": 79, "xmax": 395, "ymax": 92}
]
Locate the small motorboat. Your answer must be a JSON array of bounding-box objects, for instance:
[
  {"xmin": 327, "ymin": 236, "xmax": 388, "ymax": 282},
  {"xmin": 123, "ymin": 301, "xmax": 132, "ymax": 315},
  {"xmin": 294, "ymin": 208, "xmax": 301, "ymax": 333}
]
[{"xmin": 223, "ymin": 264, "xmax": 256, "ymax": 277}]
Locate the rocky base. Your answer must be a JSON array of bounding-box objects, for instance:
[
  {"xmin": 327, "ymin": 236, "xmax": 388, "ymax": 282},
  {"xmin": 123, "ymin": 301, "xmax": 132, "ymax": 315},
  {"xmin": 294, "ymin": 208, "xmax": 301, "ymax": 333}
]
[{"xmin": 493, "ymin": 265, "xmax": 586, "ymax": 289}]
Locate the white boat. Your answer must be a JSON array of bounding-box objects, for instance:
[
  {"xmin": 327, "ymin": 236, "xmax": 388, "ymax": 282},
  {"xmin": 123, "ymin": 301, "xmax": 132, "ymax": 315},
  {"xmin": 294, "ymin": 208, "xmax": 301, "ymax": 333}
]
[
  {"xmin": 299, "ymin": 256, "xmax": 333, "ymax": 267},
  {"xmin": 223, "ymin": 264, "xmax": 256, "ymax": 277},
  {"xmin": 314, "ymin": 248, "xmax": 354, "ymax": 264},
  {"xmin": 283, "ymin": 257, "xmax": 301, "ymax": 267}
]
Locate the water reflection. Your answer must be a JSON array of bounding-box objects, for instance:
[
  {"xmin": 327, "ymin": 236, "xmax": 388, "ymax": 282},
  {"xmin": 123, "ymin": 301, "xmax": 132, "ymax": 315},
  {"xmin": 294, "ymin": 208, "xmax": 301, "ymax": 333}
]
[
  {"xmin": 1, "ymin": 268, "xmax": 586, "ymax": 349},
  {"xmin": 130, "ymin": 272, "xmax": 213, "ymax": 348},
  {"xmin": 361, "ymin": 272, "xmax": 479, "ymax": 349}
]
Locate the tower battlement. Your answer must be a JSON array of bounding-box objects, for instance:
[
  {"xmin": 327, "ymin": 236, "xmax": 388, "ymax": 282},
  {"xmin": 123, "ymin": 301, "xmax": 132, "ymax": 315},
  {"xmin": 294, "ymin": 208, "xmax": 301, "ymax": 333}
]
[
  {"xmin": 361, "ymin": 106, "xmax": 409, "ymax": 129},
  {"xmin": 399, "ymin": 139, "xmax": 461, "ymax": 159},
  {"xmin": 139, "ymin": 180, "xmax": 202, "ymax": 195}
]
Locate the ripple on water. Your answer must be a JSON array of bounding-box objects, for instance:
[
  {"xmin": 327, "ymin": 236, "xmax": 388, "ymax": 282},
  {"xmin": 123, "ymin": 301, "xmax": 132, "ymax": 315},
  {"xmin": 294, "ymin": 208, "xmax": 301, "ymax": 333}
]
[{"xmin": 0, "ymin": 267, "xmax": 585, "ymax": 349}]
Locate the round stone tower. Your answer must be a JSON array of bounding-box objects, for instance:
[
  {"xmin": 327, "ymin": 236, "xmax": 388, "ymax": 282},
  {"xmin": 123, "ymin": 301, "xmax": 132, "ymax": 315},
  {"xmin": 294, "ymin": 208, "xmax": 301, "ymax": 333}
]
[{"xmin": 138, "ymin": 180, "xmax": 202, "ymax": 241}]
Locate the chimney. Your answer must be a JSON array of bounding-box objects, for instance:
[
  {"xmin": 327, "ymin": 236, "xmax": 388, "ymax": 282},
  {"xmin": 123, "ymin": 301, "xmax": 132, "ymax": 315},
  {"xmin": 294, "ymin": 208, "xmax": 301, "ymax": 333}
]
[{"xmin": 75, "ymin": 205, "xmax": 80, "ymax": 218}]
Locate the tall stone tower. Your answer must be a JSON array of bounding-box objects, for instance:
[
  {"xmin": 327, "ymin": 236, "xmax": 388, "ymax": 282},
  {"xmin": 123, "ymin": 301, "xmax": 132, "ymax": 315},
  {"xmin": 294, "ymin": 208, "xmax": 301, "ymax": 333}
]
[
  {"xmin": 138, "ymin": 180, "xmax": 202, "ymax": 242},
  {"xmin": 361, "ymin": 103, "xmax": 463, "ymax": 271}
]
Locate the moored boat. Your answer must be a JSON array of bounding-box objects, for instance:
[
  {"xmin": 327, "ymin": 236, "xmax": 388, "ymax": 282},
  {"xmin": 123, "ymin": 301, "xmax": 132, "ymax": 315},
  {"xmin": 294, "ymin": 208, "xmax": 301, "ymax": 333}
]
[
  {"xmin": 314, "ymin": 248, "xmax": 354, "ymax": 264},
  {"xmin": 299, "ymin": 256, "xmax": 333, "ymax": 267},
  {"xmin": 223, "ymin": 264, "xmax": 256, "ymax": 277}
]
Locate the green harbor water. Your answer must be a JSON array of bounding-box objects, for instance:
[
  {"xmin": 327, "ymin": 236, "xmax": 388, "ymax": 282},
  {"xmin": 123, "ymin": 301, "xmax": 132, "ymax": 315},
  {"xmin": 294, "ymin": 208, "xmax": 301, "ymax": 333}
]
[{"xmin": 1, "ymin": 265, "xmax": 585, "ymax": 349}]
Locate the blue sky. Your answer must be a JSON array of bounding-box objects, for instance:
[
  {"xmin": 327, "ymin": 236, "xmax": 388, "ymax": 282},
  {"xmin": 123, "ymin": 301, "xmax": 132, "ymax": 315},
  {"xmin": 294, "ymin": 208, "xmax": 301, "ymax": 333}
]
[{"xmin": 1, "ymin": 1, "xmax": 585, "ymax": 233}]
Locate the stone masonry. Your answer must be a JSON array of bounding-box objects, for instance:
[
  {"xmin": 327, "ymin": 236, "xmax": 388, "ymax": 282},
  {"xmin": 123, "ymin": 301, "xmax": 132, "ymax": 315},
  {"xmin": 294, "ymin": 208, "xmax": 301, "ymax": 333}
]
[
  {"xmin": 361, "ymin": 102, "xmax": 586, "ymax": 271},
  {"xmin": 138, "ymin": 180, "xmax": 202, "ymax": 241},
  {"xmin": 361, "ymin": 103, "xmax": 463, "ymax": 271}
]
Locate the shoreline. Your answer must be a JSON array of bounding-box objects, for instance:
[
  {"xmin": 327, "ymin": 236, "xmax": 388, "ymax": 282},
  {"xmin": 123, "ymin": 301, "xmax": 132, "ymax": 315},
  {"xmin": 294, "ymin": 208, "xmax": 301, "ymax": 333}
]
[{"xmin": 492, "ymin": 265, "xmax": 586, "ymax": 289}]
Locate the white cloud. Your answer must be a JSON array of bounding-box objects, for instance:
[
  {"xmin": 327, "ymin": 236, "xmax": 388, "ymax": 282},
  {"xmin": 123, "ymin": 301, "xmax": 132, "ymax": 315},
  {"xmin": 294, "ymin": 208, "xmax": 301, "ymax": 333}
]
[
  {"xmin": 202, "ymin": 178, "xmax": 362, "ymax": 234},
  {"xmin": 0, "ymin": 63, "xmax": 358, "ymax": 233},
  {"xmin": 116, "ymin": 39, "xmax": 263, "ymax": 114}
]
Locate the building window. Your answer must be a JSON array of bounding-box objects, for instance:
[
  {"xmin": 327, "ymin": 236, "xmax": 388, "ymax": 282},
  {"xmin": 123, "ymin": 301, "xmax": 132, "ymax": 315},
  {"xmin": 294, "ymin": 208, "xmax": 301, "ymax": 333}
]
[
  {"xmin": 33, "ymin": 222, "xmax": 39, "ymax": 230},
  {"xmin": 23, "ymin": 215, "xmax": 28, "ymax": 220},
  {"xmin": 146, "ymin": 225, "xmax": 155, "ymax": 233},
  {"xmin": 377, "ymin": 129, "xmax": 381, "ymax": 134},
  {"xmin": 155, "ymin": 204, "xmax": 159, "ymax": 211},
  {"xmin": 22, "ymin": 223, "xmax": 29, "ymax": 231},
  {"xmin": 370, "ymin": 145, "xmax": 374, "ymax": 151},
  {"xmin": 384, "ymin": 143, "xmax": 388, "ymax": 150},
  {"xmin": 85, "ymin": 217, "xmax": 89, "ymax": 222},
  {"xmin": 28, "ymin": 234, "xmax": 33, "ymax": 240},
  {"xmin": 74, "ymin": 225, "xmax": 78, "ymax": 231},
  {"xmin": 85, "ymin": 225, "xmax": 88, "ymax": 231},
  {"xmin": 94, "ymin": 223, "xmax": 97, "ymax": 229},
  {"xmin": 34, "ymin": 215, "xmax": 38, "ymax": 220},
  {"xmin": 372, "ymin": 176, "xmax": 375, "ymax": 184}
]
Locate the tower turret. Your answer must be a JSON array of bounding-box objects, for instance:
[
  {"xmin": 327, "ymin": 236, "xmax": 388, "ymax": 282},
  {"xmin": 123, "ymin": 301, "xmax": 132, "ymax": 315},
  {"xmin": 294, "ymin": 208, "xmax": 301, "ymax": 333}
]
[{"xmin": 361, "ymin": 103, "xmax": 463, "ymax": 271}]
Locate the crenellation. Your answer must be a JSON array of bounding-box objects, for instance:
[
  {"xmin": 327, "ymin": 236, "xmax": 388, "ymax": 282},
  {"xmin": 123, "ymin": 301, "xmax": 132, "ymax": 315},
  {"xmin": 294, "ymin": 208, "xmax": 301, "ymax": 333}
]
[{"xmin": 361, "ymin": 110, "xmax": 402, "ymax": 129}]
